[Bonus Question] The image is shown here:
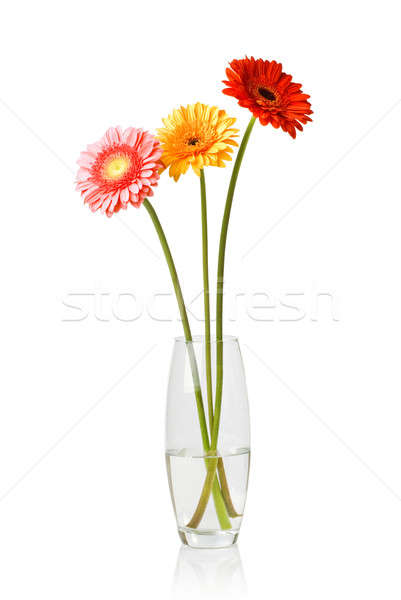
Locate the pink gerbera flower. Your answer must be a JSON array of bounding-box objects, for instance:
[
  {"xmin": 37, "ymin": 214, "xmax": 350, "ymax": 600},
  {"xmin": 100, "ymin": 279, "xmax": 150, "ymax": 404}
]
[{"xmin": 76, "ymin": 126, "xmax": 163, "ymax": 217}]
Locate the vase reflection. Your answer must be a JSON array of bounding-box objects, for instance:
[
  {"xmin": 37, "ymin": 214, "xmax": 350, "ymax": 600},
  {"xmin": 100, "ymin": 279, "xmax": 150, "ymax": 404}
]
[{"xmin": 172, "ymin": 545, "xmax": 247, "ymax": 599}]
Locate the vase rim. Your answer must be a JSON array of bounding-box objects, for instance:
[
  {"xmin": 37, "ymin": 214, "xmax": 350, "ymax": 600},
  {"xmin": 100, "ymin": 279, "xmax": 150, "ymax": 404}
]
[{"xmin": 174, "ymin": 334, "xmax": 239, "ymax": 344}]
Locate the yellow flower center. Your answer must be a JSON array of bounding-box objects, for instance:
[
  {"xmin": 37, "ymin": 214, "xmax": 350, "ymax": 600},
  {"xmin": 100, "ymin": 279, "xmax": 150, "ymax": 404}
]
[{"xmin": 104, "ymin": 155, "xmax": 130, "ymax": 180}]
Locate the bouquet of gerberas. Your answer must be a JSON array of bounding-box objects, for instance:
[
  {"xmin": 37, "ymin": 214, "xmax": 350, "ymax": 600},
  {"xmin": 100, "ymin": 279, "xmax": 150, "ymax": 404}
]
[{"xmin": 76, "ymin": 57, "xmax": 312, "ymax": 548}]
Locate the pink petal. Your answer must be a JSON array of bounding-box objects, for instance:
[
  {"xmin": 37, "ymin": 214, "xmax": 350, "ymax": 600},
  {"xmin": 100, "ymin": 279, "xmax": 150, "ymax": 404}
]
[
  {"xmin": 76, "ymin": 169, "xmax": 88, "ymax": 181},
  {"xmin": 86, "ymin": 142, "xmax": 103, "ymax": 156},
  {"xmin": 90, "ymin": 195, "xmax": 104, "ymax": 211},
  {"xmin": 77, "ymin": 152, "xmax": 95, "ymax": 168},
  {"xmin": 101, "ymin": 196, "xmax": 112, "ymax": 213},
  {"xmin": 128, "ymin": 190, "xmax": 136, "ymax": 203},
  {"xmin": 103, "ymin": 127, "xmax": 120, "ymax": 146},
  {"xmin": 109, "ymin": 191, "xmax": 120, "ymax": 213},
  {"xmin": 150, "ymin": 148, "xmax": 163, "ymax": 161},
  {"xmin": 123, "ymin": 127, "xmax": 138, "ymax": 145},
  {"xmin": 120, "ymin": 188, "xmax": 129, "ymax": 204},
  {"xmin": 140, "ymin": 139, "xmax": 154, "ymax": 158}
]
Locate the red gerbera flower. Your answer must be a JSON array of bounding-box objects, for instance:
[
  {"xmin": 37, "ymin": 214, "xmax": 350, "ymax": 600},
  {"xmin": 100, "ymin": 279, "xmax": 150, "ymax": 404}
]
[{"xmin": 223, "ymin": 57, "xmax": 312, "ymax": 138}]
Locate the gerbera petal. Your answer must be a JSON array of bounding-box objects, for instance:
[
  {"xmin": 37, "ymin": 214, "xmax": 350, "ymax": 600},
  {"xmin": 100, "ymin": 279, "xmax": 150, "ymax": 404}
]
[
  {"xmin": 123, "ymin": 127, "xmax": 138, "ymax": 145},
  {"xmin": 109, "ymin": 191, "xmax": 120, "ymax": 213},
  {"xmin": 86, "ymin": 142, "xmax": 103, "ymax": 156},
  {"xmin": 103, "ymin": 127, "xmax": 120, "ymax": 146},
  {"xmin": 77, "ymin": 152, "xmax": 95, "ymax": 168},
  {"xmin": 77, "ymin": 167, "xmax": 91, "ymax": 180},
  {"xmin": 90, "ymin": 195, "xmax": 105, "ymax": 212},
  {"xmin": 119, "ymin": 188, "xmax": 129, "ymax": 205}
]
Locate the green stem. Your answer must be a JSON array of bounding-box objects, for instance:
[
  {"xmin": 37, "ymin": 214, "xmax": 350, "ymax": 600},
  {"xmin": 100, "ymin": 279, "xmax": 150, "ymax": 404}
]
[
  {"xmin": 200, "ymin": 170, "xmax": 214, "ymax": 434},
  {"xmin": 217, "ymin": 458, "xmax": 242, "ymax": 518},
  {"xmin": 200, "ymin": 170, "xmax": 241, "ymax": 517},
  {"xmin": 212, "ymin": 116, "xmax": 256, "ymax": 451},
  {"xmin": 143, "ymin": 199, "xmax": 209, "ymax": 451},
  {"xmin": 186, "ymin": 456, "xmax": 217, "ymax": 529},
  {"xmin": 143, "ymin": 198, "xmax": 231, "ymax": 531}
]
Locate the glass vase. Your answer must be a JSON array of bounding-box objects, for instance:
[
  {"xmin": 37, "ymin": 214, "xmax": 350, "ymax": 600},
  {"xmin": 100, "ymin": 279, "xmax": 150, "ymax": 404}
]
[{"xmin": 166, "ymin": 336, "xmax": 250, "ymax": 549}]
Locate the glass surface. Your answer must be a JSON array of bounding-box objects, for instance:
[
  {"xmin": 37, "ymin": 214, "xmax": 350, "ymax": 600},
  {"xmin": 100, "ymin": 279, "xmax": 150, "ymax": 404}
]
[{"xmin": 166, "ymin": 336, "xmax": 250, "ymax": 548}]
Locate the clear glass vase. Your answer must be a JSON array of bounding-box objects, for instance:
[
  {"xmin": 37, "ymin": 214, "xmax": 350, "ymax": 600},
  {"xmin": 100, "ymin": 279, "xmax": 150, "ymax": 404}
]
[{"xmin": 166, "ymin": 336, "xmax": 250, "ymax": 549}]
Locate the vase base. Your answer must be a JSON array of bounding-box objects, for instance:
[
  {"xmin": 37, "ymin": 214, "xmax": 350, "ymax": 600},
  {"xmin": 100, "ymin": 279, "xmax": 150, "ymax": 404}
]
[{"xmin": 178, "ymin": 528, "xmax": 239, "ymax": 549}]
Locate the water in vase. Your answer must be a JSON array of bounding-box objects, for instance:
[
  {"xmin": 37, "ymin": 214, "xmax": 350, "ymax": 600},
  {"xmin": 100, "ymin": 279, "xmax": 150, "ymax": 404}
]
[{"xmin": 166, "ymin": 447, "xmax": 250, "ymax": 547}]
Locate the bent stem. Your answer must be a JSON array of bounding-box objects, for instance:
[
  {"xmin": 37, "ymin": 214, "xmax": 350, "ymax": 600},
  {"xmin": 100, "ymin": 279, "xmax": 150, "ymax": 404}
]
[
  {"xmin": 143, "ymin": 198, "xmax": 231, "ymax": 530},
  {"xmin": 143, "ymin": 199, "xmax": 209, "ymax": 450},
  {"xmin": 186, "ymin": 455, "xmax": 217, "ymax": 529},
  {"xmin": 217, "ymin": 458, "xmax": 242, "ymax": 517},
  {"xmin": 186, "ymin": 455, "xmax": 231, "ymax": 529}
]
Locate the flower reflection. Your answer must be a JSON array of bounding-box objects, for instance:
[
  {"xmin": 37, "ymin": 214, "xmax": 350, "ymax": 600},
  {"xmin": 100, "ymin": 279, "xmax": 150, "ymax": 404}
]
[{"xmin": 172, "ymin": 545, "xmax": 247, "ymax": 599}]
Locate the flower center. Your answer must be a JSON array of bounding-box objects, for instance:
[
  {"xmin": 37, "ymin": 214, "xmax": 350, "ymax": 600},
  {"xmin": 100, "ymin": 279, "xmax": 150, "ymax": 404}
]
[
  {"xmin": 187, "ymin": 137, "xmax": 200, "ymax": 146},
  {"xmin": 258, "ymin": 87, "xmax": 276, "ymax": 102},
  {"xmin": 103, "ymin": 154, "xmax": 130, "ymax": 180}
]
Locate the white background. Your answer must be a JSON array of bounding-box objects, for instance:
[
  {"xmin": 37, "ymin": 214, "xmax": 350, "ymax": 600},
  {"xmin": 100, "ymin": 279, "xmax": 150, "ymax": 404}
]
[{"xmin": 1, "ymin": 0, "xmax": 401, "ymax": 598}]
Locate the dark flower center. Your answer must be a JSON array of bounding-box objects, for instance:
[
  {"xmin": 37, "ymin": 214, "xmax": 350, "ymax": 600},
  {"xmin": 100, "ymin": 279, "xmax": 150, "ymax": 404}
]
[
  {"xmin": 187, "ymin": 137, "xmax": 200, "ymax": 146},
  {"xmin": 258, "ymin": 87, "xmax": 276, "ymax": 102}
]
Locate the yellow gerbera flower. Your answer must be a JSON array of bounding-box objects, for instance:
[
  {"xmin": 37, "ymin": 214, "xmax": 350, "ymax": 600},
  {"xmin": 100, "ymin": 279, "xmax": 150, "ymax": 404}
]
[{"xmin": 157, "ymin": 103, "xmax": 239, "ymax": 181}]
